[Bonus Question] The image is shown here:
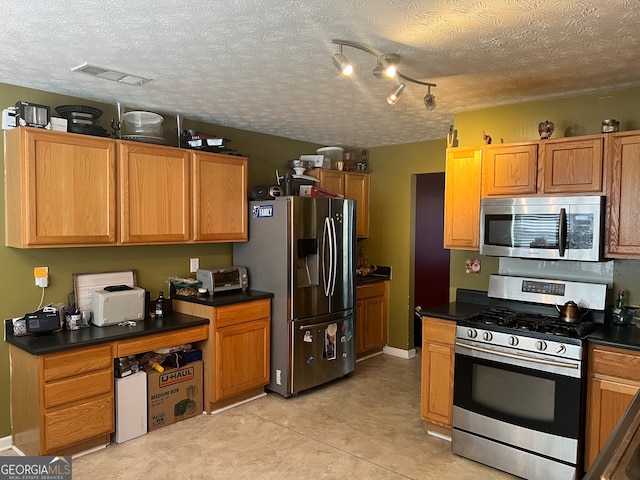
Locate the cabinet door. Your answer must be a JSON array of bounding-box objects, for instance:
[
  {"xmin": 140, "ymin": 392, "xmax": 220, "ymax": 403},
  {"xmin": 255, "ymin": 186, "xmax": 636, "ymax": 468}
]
[
  {"xmin": 314, "ymin": 169, "xmax": 344, "ymax": 195},
  {"xmin": 118, "ymin": 141, "xmax": 191, "ymax": 244},
  {"xmin": 585, "ymin": 378, "xmax": 638, "ymax": 469},
  {"xmin": 214, "ymin": 317, "xmax": 270, "ymax": 402},
  {"xmin": 345, "ymin": 172, "xmax": 370, "ymax": 238},
  {"xmin": 362, "ymin": 296, "xmax": 386, "ymax": 351},
  {"xmin": 483, "ymin": 143, "xmax": 537, "ymax": 196},
  {"xmin": 355, "ymin": 299, "xmax": 365, "ymax": 354},
  {"xmin": 192, "ymin": 152, "xmax": 248, "ymax": 242},
  {"xmin": 607, "ymin": 133, "xmax": 640, "ymax": 257},
  {"xmin": 421, "ymin": 317, "xmax": 455, "ymax": 428},
  {"xmin": 540, "ymin": 136, "xmax": 604, "ymax": 193},
  {"xmin": 4, "ymin": 127, "xmax": 116, "ymax": 247},
  {"xmin": 444, "ymin": 147, "xmax": 482, "ymax": 249}
]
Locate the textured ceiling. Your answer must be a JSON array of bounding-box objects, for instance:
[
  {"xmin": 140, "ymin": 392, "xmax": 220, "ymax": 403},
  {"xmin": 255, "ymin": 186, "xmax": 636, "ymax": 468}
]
[{"xmin": 1, "ymin": 0, "xmax": 640, "ymax": 148}]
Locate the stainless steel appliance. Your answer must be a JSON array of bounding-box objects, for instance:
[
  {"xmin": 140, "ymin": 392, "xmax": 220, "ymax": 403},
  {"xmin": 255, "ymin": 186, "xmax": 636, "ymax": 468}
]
[
  {"xmin": 452, "ymin": 274, "xmax": 607, "ymax": 480},
  {"xmin": 233, "ymin": 196, "xmax": 356, "ymax": 397},
  {"xmin": 195, "ymin": 267, "xmax": 248, "ymax": 294},
  {"xmin": 480, "ymin": 195, "xmax": 605, "ymax": 261}
]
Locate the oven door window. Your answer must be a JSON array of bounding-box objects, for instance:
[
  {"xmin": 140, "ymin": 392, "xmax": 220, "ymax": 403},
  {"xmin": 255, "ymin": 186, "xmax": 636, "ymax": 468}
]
[{"xmin": 454, "ymin": 352, "xmax": 582, "ymax": 439}]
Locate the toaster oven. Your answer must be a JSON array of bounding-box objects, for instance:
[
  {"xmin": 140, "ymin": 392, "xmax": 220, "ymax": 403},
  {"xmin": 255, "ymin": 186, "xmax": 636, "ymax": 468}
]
[{"xmin": 196, "ymin": 267, "xmax": 248, "ymax": 295}]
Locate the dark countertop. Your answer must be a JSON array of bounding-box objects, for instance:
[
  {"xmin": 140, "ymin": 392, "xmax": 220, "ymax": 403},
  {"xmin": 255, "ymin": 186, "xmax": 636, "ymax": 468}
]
[
  {"xmin": 356, "ymin": 274, "xmax": 390, "ymax": 286},
  {"xmin": 5, "ymin": 312, "xmax": 209, "ymax": 356},
  {"xmin": 587, "ymin": 323, "xmax": 640, "ymax": 352},
  {"xmin": 420, "ymin": 301, "xmax": 489, "ymax": 322},
  {"xmin": 419, "ymin": 289, "xmax": 490, "ymax": 322},
  {"xmin": 5, "ymin": 290, "xmax": 273, "ymax": 356},
  {"xmin": 170, "ymin": 289, "xmax": 273, "ymax": 307}
]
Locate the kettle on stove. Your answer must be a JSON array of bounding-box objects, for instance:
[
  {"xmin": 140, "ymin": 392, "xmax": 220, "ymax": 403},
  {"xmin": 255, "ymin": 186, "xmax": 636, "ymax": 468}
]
[{"xmin": 556, "ymin": 300, "xmax": 589, "ymax": 323}]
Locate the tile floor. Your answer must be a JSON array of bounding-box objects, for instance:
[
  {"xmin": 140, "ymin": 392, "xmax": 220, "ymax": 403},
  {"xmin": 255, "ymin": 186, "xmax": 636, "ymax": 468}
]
[{"xmin": 2, "ymin": 352, "xmax": 516, "ymax": 479}]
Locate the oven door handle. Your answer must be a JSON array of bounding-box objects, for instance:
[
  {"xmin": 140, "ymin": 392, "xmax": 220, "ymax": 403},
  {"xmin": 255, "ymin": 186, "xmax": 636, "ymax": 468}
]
[{"xmin": 456, "ymin": 341, "xmax": 579, "ymax": 371}]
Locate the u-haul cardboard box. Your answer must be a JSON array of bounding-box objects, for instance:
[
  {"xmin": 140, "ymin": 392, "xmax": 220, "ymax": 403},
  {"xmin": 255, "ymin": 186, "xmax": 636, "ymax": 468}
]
[{"xmin": 147, "ymin": 360, "xmax": 203, "ymax": 431}]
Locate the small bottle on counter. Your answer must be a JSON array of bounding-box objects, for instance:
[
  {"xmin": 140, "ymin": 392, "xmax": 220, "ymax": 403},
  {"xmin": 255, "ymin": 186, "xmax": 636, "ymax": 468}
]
[
  {"xmin": 155, "ymin": 291, "xmax": 165, "ymax": 317},
  {"xmin": 612, "ymin": 290, "xmax": 628, "ymax": 324}
]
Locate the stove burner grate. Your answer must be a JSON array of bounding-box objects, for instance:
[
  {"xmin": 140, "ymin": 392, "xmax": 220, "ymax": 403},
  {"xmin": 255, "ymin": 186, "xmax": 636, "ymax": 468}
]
[{"xmin": 466, "ymin": 308, "xmax": 598, "ymax": 339}]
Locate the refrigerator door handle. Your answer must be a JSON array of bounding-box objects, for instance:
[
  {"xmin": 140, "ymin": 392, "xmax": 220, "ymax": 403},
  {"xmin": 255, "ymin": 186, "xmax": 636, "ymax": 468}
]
[
  {"xmin": 322, "ymin": 217, "xmax": 332, "ymax": 296},
  {"xmin": 329, "ymin": 217, "xmax": 337, "ymax": 296}
]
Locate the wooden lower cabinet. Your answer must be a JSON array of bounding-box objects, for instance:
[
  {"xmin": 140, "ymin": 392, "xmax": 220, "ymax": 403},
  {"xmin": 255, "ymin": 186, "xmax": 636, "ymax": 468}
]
[
  {"xmin": 173, "ymin": 298, "xmax": 271, "ymax": 411},
  {"xmin": 355, "ymin": 281, "xmax": 389, "ymax": 358},
  {"xmin": 9, "ymin": 324, "xmax": 209, "ymax": 456},
  {"xmin": 421, "ymin": 316, "xmax": 456, "ymax": 436},
  {"xmin": 10, "ymin": 344, "xmax": 114, "ymax": 456},
  {"xmin": 585, "ymin": 344, "xmax": 640, "ymax": 470}
]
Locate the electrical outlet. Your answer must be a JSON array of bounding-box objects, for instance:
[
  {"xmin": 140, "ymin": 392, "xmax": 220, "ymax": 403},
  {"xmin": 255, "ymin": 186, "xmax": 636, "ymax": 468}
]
[
  {"xmin": 34, "ymin": 266, "xmax": 48, "ymax": 287},
  {"xmin": 190, "ymin": 258, "xmax": 199, "ymax": 273}
]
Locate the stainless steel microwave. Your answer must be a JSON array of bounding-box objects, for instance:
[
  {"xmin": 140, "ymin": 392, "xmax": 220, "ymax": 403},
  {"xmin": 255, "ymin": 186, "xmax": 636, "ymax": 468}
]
[{"xmin": 480, "ymin": 195, "xmax": 605, "ymax": 261}]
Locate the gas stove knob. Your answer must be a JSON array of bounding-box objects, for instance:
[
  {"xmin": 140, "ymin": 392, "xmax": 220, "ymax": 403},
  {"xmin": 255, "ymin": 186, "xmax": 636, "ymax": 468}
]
[
  {"xmin": 466, "ymin": 328, "xmax": 478, "ymax": 339},
  {"xmin": 555, "ymin": 344, "xmax": 566, "ymax": 355},
  {"xmin": 535, "ymin": 340, "xmax": 548, "ymax": 351},
  {"xmin": 508, "ymin": 336, "xmax": 519, "ymax": 346},
  {"xmin": 482, "ymin": 331, "xmax": 493, "ymax": 341}
]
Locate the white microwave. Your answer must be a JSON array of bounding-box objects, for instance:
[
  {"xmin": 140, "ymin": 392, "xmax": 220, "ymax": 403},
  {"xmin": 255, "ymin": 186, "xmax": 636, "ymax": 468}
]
[{"xmin": 479, "ymin": 195, "xmax": 605, "ymax": 261}]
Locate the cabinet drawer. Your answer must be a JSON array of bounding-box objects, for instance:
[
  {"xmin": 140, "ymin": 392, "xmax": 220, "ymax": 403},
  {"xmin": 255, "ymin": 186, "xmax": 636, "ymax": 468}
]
[
  {"xmin": 114, "ymin": 324, "xmax": 208, "ymax": 357},
  {"xmin": 215, "ymin": 299, "xmax": 270, "ymax": 328},
  {"xmin": 43, "ymin": 345, "xmax": 112, "ymax": 382},
  {"xmin": 44, "ymin": 369, "xmax": 113, "ymax": 408},
  {"xmin": 44, "ymin": 393, "xmax": 113, "ymax": 452},
  {"xmin": 356, "ymin": 281, "xmax": 387, "ymax": 300},
  {"xmin": 423, "ymin": 318, "xmax": 456, "ymax": 345},
  {"xmin": 591, "ymin": 346, "xmax": 640, "ymax": 382}
]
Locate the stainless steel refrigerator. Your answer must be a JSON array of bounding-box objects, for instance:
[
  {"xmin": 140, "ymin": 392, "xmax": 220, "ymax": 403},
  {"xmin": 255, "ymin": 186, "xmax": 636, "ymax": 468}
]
[{"xmin": 233, "ymin": 196, "xmax": 356, "ymax": 397}]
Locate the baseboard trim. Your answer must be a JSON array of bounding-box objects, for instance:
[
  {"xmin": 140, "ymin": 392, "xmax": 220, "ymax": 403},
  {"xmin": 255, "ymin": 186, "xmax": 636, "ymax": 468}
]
[
  {"xmin": 383, "ymin": 346, "xmax": 416, "ymax": 359},
  {"xmin": 356, "ymin": 351, "xmax": 384, "ymax": 362},
  {"xmin": 0, "ymin": 435, "xmax": 12, "ymax": 451},
  {"xmin": 210, "ymin": 392, "xmax": 266, "ymax": 415}
]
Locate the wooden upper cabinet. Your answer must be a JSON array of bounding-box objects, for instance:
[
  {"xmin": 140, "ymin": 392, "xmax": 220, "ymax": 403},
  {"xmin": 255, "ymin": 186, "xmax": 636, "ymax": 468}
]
[
  {"xmin": 607, "ymin": 132, "xmax": 640, "ymax": 257},
  {"xmin": 307, "ymin": 168, "xmax": 370, "ymax": 238},
  {"xmin": 483, "ymin": 142, "xmax": 538, "ymax": 196},
  {"xmin": 344, "ymin": 172, "xmax": 370, "ymax": 238},
  {"xmin": 444, "ymin": 147, "xmax": 482, "ymax": 250},
  {"xmin": 539, "ymin": 135, "xmax": 605, "ymax": 194},
  {"xmin": 315, "ymin": 169, "xmax": 345, "ymax": 194},
  {"xmin": 4, "ymin": 127, "xmax": 116, "ymax": 247},
  {"xmin": 118, "ymin": 141, "xmax": 191, "ymax": 244},
  {"xmin": 192, "ymin": 151, "xmax": 248, "ymax": 242}
]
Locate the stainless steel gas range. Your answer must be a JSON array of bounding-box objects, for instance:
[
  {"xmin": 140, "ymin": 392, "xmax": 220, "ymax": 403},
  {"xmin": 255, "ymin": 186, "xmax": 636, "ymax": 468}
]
[{"xmin": 452, "ymin": 274, "xmax": 608, "ymax": 480}]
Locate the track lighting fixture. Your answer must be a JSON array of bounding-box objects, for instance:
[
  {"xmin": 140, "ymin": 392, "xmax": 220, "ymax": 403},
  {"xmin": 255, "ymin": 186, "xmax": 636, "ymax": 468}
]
[
  {"xmin": 331, "ymin": 39, "xmax": 436, "ymax": 110},
  {"xmin": 424, "ymin": 85, "xmax": 436, "ymax": 111},
  {"xmin": 387, "ymin": 83, "xmax": 406, "ymax": 105},
  {"xmin": 332, "ymin": 44, "xmax": 353, "ymax": 76}
]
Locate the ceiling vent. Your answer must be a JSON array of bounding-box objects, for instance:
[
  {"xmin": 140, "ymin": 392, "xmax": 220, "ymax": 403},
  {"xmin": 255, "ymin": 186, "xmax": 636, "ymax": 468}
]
[{"xmin": 71, "ymin": 63, "xmax": 152, "ymax": 86}]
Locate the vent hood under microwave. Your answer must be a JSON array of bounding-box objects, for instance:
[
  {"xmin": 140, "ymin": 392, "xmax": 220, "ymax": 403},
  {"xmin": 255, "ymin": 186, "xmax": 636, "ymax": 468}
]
[{"xmin": 479, "ymin": 195, "xmax": 605, "ymax": 262}]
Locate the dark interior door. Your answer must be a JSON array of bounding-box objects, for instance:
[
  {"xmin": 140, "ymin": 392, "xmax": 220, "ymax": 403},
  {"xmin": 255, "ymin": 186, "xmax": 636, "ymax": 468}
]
[{"xmin": 414, "ymin": 173, "xmax": 450, "ymax": 346}]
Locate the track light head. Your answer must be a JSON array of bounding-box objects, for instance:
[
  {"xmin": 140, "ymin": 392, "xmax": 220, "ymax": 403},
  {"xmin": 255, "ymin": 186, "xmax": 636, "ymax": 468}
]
[
  {"xmin": 423, "ymin": 86, "xmax": 436, "ymax": 111},
  {"xmin": 373, "ymin": 54, "xmax": 399, "ymax": 79},
  {"xmin": 333, "ymin": 52, "xmax": 353, "ymax": 75},
  {"xmin": 387, "ymin": 83, "xmax": 406, "ymax": 105}
]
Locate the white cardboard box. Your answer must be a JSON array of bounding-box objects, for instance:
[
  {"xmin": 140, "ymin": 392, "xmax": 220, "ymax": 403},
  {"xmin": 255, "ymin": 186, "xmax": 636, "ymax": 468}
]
[{"xmin": 113, "ymin": 371, "xmax": 147, "ymax": 443}]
